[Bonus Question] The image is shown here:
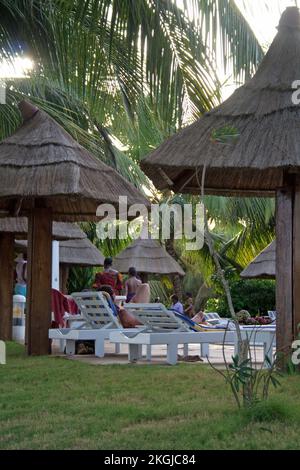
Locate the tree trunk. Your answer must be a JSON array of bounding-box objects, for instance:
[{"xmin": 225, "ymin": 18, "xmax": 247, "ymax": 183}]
[
  {"xmin": 165, "ymin": 238, "xmax": 184, "ymax": 300},
  {"xmin": 172, "ymin": 274, "xmax": 183, "ymax": 299}
]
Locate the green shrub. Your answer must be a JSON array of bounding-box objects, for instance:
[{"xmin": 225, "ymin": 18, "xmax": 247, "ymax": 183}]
[{"xmin": 205, "ymin": 279, "xmax": 275, "ymax": 317}]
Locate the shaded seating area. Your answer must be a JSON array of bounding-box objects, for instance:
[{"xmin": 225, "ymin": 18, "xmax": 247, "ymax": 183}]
[
  {"xmin": 109, "ymin": 303, "xmax": 275, "ymax": 365},
  {"xmin": 0, "ymin": 217, "xmax": 86, "ymax": 341},
  {"xmin": 49, "ymin": 291, "xmax": 142, "ymax": 357},
  {"xmin": 141, "ymin": 7, "xmax": 300, "ymax": 363},
  {"xmin": 0, "ymin": 100, "xmax": 148, "ymax": 355}
]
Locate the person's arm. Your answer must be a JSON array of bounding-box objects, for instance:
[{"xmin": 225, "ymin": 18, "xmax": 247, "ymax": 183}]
[
  {"xmin": 23, "ymin": 263, "xmax": 27, "ymax": 283},
  {"xmin": 93, "ymin": 272, "xmax": 101, "ymax": 288},
  {"xmin": 116, "ymin": 272, "xmax": 123, "ymax": 294},
  {"xmin": 185, "ymin": 305, "xmax": 192, "ymax": 316}
]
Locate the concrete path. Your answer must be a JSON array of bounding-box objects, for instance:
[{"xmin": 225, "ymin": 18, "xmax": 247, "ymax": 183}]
[{"xmin": 52, "ymin": 340, "xmax": 270, "ymax": 367}]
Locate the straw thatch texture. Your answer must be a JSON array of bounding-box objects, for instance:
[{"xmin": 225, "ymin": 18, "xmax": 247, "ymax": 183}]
[
  {"xmin": 240, "ymin": 241, "xmax": 276, "ymax": 279},
  {"xmin": 15, "ymin": 238, "xmax": 104, "ymax": 267},
  {"xmin": 0, "ymin": 217, "xmax": 86, "ymax": 240},
  {"xmin": 141, "ymin": 7, "xmax": 300, "ymax": 195},
  {"xmin": 0, "ymin": 101, "xmax": 148, "ymax": 220},
  {"xmin": 59, "ymin": 238, "xmax": 104, "ymax": 266},
  {"xmin": 113, "ymin": 238, "xmax": 185, "ymax": 275}
]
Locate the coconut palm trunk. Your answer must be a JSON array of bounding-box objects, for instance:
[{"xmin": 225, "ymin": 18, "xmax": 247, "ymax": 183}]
[{"xmin": 165, "ymin": 238, "xmax": 183, "ymax": 299}]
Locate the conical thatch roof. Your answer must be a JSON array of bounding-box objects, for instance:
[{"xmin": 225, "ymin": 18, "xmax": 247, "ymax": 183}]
[
  {"xmin": 113, "ymin": 238, "xmax": 185, "ymax": 276},
  {"xmin": 15, "ymin": 238, "xmax": 104, "ymax": 267},
  {"xmin": 0, "ymin": 217, "xmax": 86, "ymax": 240},
  {"xmin": 142, "ymin": 7, "xmax": 300, "ymax": 195},
  {"xmin": 0, "ymin": 101, "xmax": 148, "ymax": 220},
  {"xmin": 59, "ymin": 238, "xmax": 104, "ymax": 266},
  {"xmin": 241, "ymin": 241, "xmax": 276, "ymax": 279}
]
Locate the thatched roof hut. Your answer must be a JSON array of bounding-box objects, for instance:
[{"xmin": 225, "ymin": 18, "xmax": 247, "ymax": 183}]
[
  {"xmin": 15, "ymin": 238, "xmax": 104, "ymax": 266},
  {"xmin": 59, "ymin": 239, "xmax": 104, "ymax": 267},
  {"xmin": 113, "ymin": 238, "xmax": 185, "ymax": 276},
  {"xmin": 141, "ymin": 7, "xmax": 300, "ymax": 360},
  {"xmin": 0, "ymin": 218, "xmax": 86, "ymax": 240},
  {"xmin": 0, "ymin": 102, "xmax": 148, "ymax": 220},
  {"xmin": 241, "ymin": 241, "xmax": 276, "ymax": 279},
  {"xmin": 0, "ymin": 101, "xmax": 148, "ymax": 353},
  {"xmin": 59, "ymin": 238, "xmax": 104, "ymax": 294},
  {"xmin": 141, "ymin": 7, "xmax": 300, "ymax": 196}
]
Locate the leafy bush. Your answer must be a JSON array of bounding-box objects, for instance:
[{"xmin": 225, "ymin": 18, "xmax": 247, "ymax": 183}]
[
  {"xmin": 205, "ymin": 279, "xmax": 275, "ymax": 317},
  {"xmin": 68, "ymin": 266, "xmax": 96, "ymax": 293}
]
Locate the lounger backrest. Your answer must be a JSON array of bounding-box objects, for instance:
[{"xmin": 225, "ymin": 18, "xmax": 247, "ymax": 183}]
[
  {"xmin": 204, "ymin": 313, "xmax": 221, "ymax": 321},
  {"xmin": 124, "ymin": 303, "xmax": 191, "ymax": 332},
  {"xmin": 268, "ymin": 311, "xmax": 277, "ymax": 321},
  {"xmin": 72, "ymin": 292, "xmax": 120, "ymax": 329}
]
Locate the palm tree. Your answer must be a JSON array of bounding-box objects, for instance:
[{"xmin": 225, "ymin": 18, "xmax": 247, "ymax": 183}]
[
  {"xmin": 0, "ymin": 1, "xmax": 263, "ymax": 163},
  {"xmin": 0, "ymin": 0, "xmax": 274, "ymax": 295}
]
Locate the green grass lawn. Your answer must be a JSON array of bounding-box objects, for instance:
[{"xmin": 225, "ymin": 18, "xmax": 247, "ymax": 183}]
[{"xmin": 1, "ymin": 342, "xmax": 300, "ymax": 450}]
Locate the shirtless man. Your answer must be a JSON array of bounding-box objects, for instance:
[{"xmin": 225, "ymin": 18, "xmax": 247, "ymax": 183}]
[{"xmin": 125, "ymin": 267, "xmax": 142, "ymax": 302}]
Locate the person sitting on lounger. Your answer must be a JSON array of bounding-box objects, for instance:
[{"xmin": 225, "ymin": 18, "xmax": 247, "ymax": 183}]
[
  {"xmin": 170, "ymin": 294, "xmax": 184, "ymax": 315},
  {"xmin": 99, "ymin": 285, "xmax": 142, "ymax": 328},
  {"xmin": 98, "ymin": 285, "xmax": 119, "ymax": 317},
  {"xmin": 184, "ymin": 292, "xmax": 195, "ymax": 318},
  {"xmin": 192, "ymin": 311, "xmax": 210, "ymax": 325}
]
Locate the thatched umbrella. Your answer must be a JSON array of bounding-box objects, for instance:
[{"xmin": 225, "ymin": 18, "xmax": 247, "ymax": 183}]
[
  {"xmin": 141, "ymin": 7, "xmax": 300, "ymax": 356},
  {"xmin": 113, "ymin": 238, "xmax": 185, "ymax": 283},
  {"xmin": 59, "ymin": 238, "xmax": 104, "ymax": 266},
  {"xmin": 15, "ymin": 238, "xmax": 104, "ymax": 294},
  {"xmin": 59, "ymin": 238, "xmax": 104, "ymax": 294},
  {"xmin": 241, "ymin": 241, "xmax": 276, "ymax": 279},
  {"xmin": 0, "ymin": 101, "xmax": 148, "ymax": 355},
  {"xmin": 0, "ymin": 218, "xmax": 86, "ymax": 240},
  {"xmin": 0, "ymin": 218, "xmax": 86, "ymax": 341}
]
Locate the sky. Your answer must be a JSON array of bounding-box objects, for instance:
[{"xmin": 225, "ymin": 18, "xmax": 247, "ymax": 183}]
[
  {"xmin": 220, "ymin": 0, "xmax": 300, "ymax": 97},
  {"xmin": 236, "ymin": 0, "xmax": 299, "ymax": 46},
  {"xmin": 1, "ymin": 1, "xmax": 299, "ymax": 90}
]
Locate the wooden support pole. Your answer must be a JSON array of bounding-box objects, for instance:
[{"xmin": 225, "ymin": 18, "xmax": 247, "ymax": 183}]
[
  {"xmin": 0, "ymin": 233, "xmax": 14, "ymax": 341},
  {"xmin": 276, "ymin": 188, "xmax": 293, "ymax": 362},
  {"xmin": 26, "ymin": 207, "xmax": 52, "ymax": 355},
  {"xmin": 276, "ymin": 180, "xmax": 300, "ymax": 366},
  {"xmin": 293, "ymin": 185, "xmax": 300, "ymax": 338}
]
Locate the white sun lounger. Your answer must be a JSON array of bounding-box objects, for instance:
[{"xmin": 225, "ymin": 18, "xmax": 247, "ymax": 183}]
[
  {"xmin": 49, "ymin": 292, "xmax": 141, "ymax": 357},
  {"xmin": 110, "ymin": 303, "xmax": 276, "ymax": 365}
]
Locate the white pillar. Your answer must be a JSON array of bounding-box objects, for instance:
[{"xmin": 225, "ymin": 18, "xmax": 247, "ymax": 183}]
[{"xmin": 52, "ymin": 241, "xmax": 60, "ymax": 290}]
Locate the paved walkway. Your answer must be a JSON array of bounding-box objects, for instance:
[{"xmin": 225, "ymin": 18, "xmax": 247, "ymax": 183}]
[{"xmin": 52, "ymin": 340, "xmax": 269, "ymax": 367}]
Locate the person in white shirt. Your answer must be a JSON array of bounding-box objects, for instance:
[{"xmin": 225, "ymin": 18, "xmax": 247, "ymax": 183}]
[{"xmin": 170, "ymin": 294, "xmax": 184, "ymax": 315}]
